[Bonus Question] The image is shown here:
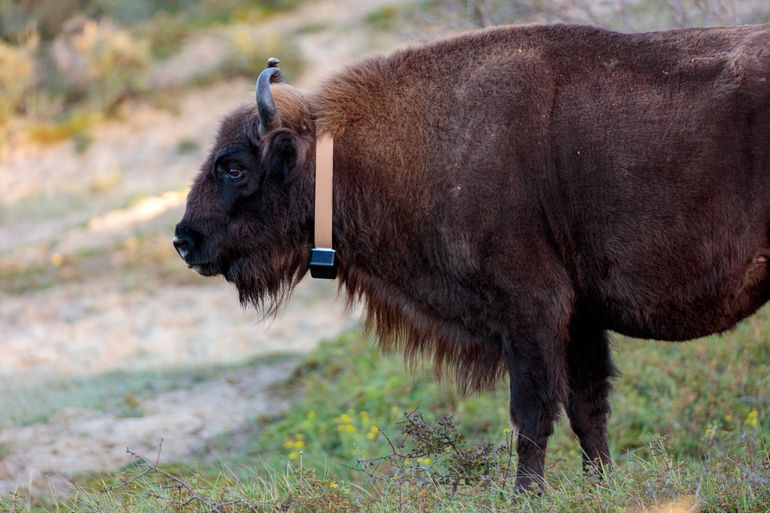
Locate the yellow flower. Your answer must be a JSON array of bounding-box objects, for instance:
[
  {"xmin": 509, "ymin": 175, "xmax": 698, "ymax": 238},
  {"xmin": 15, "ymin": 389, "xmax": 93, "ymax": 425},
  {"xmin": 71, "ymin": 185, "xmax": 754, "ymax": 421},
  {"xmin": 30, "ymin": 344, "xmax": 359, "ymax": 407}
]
[
  {"xmin": 51, "ymin": 252, "xmax": 63, "ymax": 267},
  {"xmin": 503, "ymin": 427, "xmax": 512, "ymax": 434},
  {"xmin": 366, "ymin": 432, "xmax": 377, "ymax": 440},
  {"xmin": 288, "ymin": 451, "xmax": 299, "ymax": 460},
  {"xmin": 328, "ymin": 481, "xmax": 338, "ymax": 488},
  {"xmin": 282, "ymin": 440, "xmax": 294, "ymax": 449},
  {"xmin": 337, "ymin": 423, "xmax": 357, "ymax": 434},
  {"xmin": 403, "ymin": 459, "xmax": 412, "ymax": 466},
  {"xmin": 745, "ymin": 410, "xmax": 759, "ymax": 427},
  {"xmin": 370, "ymin": 426, "xmax": 379, "ymax": 434},
  {"xmin": 307, "ymin": 410, "xmax": 316, "ymax": 419},
  {"xmin": 294, "ymin": 440, "xmax": 304, "ymax": 449},
  {"xmin": 724, "ymin": 415, "xmax": 733, "ymax": 423},
  {"xmin": 423, "ymin": 457, "xmax": 431, "ymax": 465}
]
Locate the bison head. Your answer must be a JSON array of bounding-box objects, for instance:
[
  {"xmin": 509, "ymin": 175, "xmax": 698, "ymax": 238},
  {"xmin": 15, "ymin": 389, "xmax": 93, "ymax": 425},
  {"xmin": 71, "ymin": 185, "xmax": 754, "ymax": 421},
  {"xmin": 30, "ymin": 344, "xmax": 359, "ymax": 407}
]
[{"xmin": 173, "ymin": 61, "xmax": 315, "ymax": 312}]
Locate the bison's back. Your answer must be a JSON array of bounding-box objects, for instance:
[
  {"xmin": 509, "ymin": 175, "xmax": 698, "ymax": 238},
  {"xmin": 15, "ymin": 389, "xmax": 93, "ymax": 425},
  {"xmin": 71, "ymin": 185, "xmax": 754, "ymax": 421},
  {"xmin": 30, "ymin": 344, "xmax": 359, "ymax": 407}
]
[{"xmin": 545, "ymin": 24, "xmax": 770, "ymax": 339}]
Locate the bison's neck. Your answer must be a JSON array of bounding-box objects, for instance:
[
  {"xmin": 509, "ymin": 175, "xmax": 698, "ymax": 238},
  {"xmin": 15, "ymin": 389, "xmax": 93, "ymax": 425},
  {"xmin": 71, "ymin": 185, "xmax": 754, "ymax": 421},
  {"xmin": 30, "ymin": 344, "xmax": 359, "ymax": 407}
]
[
  {"xmin": 323, "ymin": 104, "xmax": 444, "ymax": 288},
  {"xmin": 309, "ymin": 41, "xmax": 500, "ymax": 297},
  {"xmin": 309, "ymin": 54, "xmax": 436, "ymax": 275},
  {"xmin": 320, "ymin": 121, "xmax": 510, "ymax": 393}
]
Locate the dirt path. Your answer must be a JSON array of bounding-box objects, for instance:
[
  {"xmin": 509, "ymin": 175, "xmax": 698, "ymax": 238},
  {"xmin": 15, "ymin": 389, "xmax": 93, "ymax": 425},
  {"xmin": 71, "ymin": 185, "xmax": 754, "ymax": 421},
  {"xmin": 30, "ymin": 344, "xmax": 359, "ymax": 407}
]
[
  {"xmin": 0, "ymin": 0, "xmax": 408, "ymax": 495},
  {"xmin": 0, "ymin": 361, "xmax": 297, "ymax": 495}
]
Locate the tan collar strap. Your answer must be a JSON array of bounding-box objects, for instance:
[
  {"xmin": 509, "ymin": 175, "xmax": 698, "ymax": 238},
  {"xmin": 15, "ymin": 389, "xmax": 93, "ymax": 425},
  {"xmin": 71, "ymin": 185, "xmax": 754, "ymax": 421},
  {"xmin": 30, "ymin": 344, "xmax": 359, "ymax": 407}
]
[
  {"xmin": 309, "ymin": 133, "xmax": 337, "ymax": 279},
  {"xmin": 314, "ymin": 134, "xmax": 334, "ymax": 248}
]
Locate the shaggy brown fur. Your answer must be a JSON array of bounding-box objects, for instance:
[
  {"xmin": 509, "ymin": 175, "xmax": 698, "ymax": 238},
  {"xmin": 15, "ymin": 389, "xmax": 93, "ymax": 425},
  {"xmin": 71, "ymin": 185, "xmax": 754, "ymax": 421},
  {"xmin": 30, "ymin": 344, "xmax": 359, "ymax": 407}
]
[{"xmin": 175, "ymin": 23, "xmax": 770, "ymax": 490}]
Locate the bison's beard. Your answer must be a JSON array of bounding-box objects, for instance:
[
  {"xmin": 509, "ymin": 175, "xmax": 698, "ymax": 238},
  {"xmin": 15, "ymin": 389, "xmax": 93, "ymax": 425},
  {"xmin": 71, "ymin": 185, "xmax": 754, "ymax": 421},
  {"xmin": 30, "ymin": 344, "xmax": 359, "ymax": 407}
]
[{"xmin": 226, "ymin": 246, "xmax": 310, "ymax": 318}]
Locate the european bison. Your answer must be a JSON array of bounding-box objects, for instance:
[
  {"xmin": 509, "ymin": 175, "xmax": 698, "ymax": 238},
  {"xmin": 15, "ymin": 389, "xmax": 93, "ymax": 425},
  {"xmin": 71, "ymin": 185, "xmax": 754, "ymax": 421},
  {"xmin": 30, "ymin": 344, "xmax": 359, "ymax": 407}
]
[{"xmin": 174, "ymin": 23, "xmax": 770, "ymax": 490}]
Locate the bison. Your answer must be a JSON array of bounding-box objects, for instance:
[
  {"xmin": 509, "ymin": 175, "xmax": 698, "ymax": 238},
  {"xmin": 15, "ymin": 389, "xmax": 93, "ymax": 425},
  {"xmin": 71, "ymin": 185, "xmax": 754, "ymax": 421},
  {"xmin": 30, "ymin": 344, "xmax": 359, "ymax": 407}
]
[{"xmin": 173, "ymin": 23, "xmax": 770, "ymax": 490}]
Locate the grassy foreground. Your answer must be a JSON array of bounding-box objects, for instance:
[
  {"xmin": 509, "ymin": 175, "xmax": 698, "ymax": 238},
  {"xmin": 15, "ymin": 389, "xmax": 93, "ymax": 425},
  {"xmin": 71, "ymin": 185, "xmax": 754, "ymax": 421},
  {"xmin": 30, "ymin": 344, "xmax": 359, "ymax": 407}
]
[{"xmin": 5, "ymin": 309, "xmax": 769, "ymax": 512}]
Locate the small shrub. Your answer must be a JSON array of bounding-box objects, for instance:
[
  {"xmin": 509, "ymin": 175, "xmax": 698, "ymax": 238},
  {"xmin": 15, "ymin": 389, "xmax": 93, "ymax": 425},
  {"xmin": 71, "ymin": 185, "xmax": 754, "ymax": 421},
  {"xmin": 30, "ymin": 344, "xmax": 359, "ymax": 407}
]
[
  {"xmin": 365, "ymin": 5, "xmax": 400, "ymax": 30},
  {"xmin": 72, "ymin": 129, "xmax": 93, "ymax": 153},
  {"xmin": 27, "ymin": 113, "xmax": 94, "ymax": 145},
  {"xmin": 50, "ymin": 17, "xmax": 151, "ymax": 113},
  {"xmin": 140, "ymin": 11, "xmax": 192, "ymax": 59},
  {"xmin": 0, "ymin": 441, "xmax": 11, "ymax": 459},
  {"xmin": 175, "ymin": 137, "xmax": 198, "ymax": 154},
  {"xmin": 0, "ymin": 39, "xmax": 35, "ymax": 124}
]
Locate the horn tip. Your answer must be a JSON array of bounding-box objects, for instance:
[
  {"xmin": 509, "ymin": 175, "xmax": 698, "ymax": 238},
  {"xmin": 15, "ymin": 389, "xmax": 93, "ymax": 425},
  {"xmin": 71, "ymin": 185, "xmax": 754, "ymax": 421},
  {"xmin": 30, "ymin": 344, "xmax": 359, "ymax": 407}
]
[{"xmin": 267, "ymin": 57, "xmax": 280, "ymax": 68}]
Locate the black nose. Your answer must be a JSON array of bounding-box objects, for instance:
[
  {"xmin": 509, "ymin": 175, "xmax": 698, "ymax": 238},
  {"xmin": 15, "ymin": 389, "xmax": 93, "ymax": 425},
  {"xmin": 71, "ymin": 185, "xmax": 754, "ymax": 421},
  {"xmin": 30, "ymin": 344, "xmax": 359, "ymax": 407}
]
[{"xmin": 173, "ymin": 235, "xmax": 192, "ymax": 260}]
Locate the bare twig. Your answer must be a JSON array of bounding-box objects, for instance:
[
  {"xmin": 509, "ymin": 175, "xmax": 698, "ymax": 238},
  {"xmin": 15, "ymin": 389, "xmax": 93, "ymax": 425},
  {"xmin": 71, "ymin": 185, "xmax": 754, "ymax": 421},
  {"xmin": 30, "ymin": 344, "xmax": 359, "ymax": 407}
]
[
  {"xmin": 106, "ymin": 465, "xmax": 153, "ymax": 492},
  {"xmin": 107, "ymin": 442, "xmax": 266, "ymax": 513},
  {"xmin": 125, "ymin": 446, "xmax": 223, "ymax": 512},
  {"xmin": 155, "ymin": 438, "xmax": 164, "ymax": 467},
  {"xmin": 8, "ymin": 490, "xmax": 20, "ymax": 513},
  {"xmin": 380, "ymin": 425, "xmax": 401, "ymax": 458}
]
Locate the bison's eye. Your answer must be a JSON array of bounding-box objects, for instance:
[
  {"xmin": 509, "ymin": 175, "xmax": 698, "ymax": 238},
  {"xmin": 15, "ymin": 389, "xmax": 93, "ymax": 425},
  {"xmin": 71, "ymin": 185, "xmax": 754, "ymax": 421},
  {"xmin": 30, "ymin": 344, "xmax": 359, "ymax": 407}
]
[{"xmin": 226, "ymin": 168, "xmax": 243, "ymax": 180}]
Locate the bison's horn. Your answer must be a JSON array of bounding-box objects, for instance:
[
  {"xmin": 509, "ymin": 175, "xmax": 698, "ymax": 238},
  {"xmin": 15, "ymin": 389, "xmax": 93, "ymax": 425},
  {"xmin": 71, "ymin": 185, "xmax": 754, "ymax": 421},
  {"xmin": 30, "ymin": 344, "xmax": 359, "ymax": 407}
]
[{"xmin": 256, "ymin": 58, "xmax": 284, "ymax": 136}]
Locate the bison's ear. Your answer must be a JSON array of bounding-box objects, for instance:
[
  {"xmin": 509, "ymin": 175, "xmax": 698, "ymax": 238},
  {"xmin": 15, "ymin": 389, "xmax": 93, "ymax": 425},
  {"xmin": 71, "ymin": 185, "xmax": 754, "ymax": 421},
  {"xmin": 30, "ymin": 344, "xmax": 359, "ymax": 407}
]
[{"xmin": 261, "ymin": 129, "xmax": 302, "ymax": 182}]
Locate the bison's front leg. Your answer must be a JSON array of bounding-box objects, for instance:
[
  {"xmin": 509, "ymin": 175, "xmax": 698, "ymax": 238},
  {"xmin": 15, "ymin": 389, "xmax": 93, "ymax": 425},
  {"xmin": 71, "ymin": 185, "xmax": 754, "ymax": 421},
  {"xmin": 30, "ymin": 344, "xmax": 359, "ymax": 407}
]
[
  {"xmin": 502, "ymin": 316, "xmax": 569, "ymax": 491},
  {"xmin": 565, "ymin": 318, "xmax": 615, "ymax": 473}
]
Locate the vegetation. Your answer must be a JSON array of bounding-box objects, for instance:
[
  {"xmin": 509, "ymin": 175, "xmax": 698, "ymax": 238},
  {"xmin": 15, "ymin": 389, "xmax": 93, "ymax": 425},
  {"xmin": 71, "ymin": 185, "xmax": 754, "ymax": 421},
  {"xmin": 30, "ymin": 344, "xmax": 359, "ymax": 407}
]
[
  {"xmin": 0, "ymin": 0, "xmax": 304, "ymax": 147},
  {"xmin": 5, "ymin": 307, "xmax": 768, "ymax": 511},
  {"xmin": 432, "ymin": 0, "xmax": 770, "ymax": 30}
]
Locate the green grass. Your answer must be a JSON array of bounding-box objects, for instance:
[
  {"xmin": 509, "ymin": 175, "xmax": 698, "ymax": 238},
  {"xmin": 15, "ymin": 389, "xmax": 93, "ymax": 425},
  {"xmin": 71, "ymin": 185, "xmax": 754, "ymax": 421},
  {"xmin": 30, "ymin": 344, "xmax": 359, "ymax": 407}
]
[
  {"xmin": 8, "ymin": 305, "xmax": 769, "ymax": 511},
  {"xmin": 212, "ymin": 318, "xmax": 770, "ymax": 482}
]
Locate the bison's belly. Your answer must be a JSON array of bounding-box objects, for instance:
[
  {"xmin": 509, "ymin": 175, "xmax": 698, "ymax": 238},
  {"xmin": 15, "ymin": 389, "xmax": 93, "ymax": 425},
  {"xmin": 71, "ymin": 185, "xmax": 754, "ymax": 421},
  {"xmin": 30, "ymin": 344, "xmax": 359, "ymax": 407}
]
[{"xmin": 597, "ymin": 254, "xmax": 770, "ymax": 341}]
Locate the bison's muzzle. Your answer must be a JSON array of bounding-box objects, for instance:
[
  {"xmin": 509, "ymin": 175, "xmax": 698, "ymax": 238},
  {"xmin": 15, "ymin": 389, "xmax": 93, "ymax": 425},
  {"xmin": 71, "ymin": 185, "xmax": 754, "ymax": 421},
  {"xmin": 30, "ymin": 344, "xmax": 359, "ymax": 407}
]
[{"xmin": 173, "ymin": 223, "xmax": 219, "ymax": 276}]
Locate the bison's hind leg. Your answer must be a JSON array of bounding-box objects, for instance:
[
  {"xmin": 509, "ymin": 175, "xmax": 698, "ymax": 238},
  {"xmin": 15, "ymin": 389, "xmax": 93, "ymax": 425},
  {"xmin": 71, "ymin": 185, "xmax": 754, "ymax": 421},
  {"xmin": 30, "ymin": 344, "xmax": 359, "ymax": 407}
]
[
  {"xmin": 565, "ymin": 317, "xmax": 615, "ymax": 473},
  {"xmin": 502, "ymin": 282, "xmax": 572, "ymax": 492}
]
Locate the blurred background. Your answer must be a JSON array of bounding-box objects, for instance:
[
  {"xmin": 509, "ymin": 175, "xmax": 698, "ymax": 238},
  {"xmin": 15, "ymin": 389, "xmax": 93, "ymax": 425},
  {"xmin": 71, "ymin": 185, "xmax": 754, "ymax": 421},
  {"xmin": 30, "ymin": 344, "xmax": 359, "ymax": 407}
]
[{"xmin": 1, "ymin": 0, "xmax": 769, "ymax": 506}]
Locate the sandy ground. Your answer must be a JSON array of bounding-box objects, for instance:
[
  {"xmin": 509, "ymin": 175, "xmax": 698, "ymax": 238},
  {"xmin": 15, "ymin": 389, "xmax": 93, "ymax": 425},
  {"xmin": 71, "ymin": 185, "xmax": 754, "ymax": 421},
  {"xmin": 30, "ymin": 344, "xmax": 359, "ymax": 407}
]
[
  {"xmin": 0, "ymin": 361, "xmax": 297, "ymax": 495},
  {"xmin": 0, "ymin": 0, "xmax": 408, "ymax": 495}
]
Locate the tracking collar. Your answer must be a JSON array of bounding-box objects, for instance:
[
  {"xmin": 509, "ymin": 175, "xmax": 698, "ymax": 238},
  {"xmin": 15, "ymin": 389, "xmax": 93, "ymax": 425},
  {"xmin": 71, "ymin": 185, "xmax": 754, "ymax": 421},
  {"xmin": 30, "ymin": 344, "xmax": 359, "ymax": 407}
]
[{"xmin": 309, "ymin": 133, "xmax": 337, "ymax": 279}]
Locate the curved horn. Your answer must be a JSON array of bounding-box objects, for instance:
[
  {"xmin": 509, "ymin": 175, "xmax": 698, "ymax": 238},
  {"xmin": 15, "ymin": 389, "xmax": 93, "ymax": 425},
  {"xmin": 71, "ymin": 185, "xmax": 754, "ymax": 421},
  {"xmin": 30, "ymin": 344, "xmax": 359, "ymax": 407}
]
[{"xmin": 256, "ymin": 58, "xmax": 284, "ymax": 136}]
